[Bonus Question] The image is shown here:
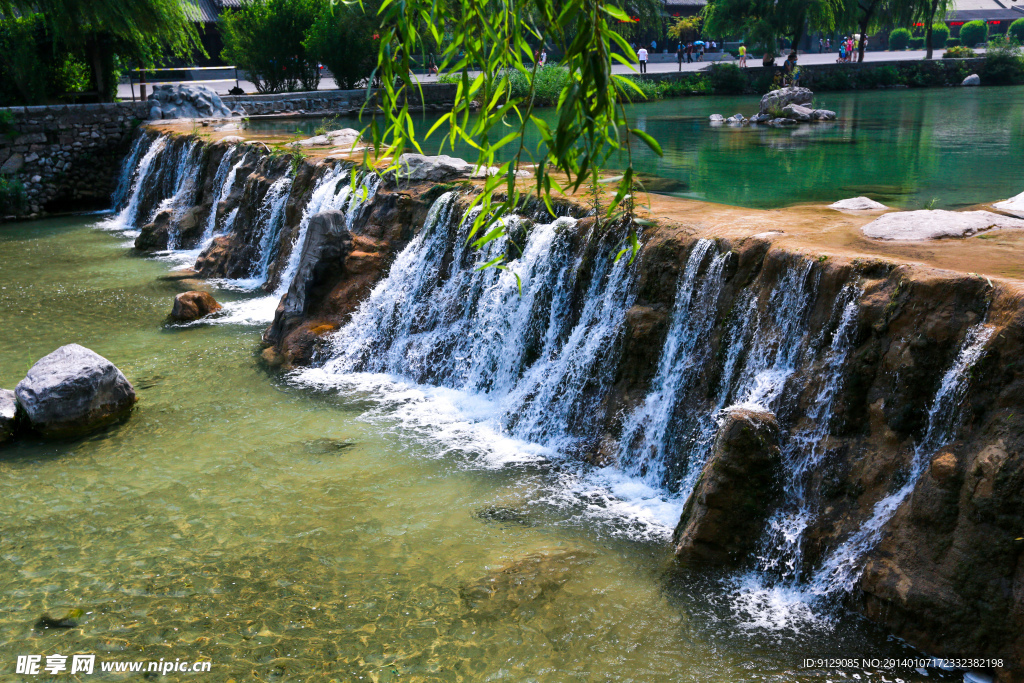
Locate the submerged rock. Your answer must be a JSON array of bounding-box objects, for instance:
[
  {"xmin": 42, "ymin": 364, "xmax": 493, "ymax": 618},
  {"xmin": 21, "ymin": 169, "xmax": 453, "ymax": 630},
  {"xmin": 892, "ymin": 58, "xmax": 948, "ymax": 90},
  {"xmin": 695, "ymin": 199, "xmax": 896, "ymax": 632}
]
[
  {"xmin": 811, "ymin": 108, "xmax": 837, "ymax": 121},
  {"xmin": 15, "ymin": 344, "xmax": 136, "ymax": 438},
  {"xmin": 758, "ymin": 86, "xmax": 813, "ymax": 115},
  {"xmin": 1, "ymin": 389, "xmax": 17, "ymax": 444},
  {"xmin": 171, "ymin": 291, "xmax": 222, "ymax": 321},
  {"xmin": 861, "ymin": 209, "xmax": 1024, "ymax": 240},
  {"xmin": 674, "ymin": 407, "xmax": 782, "ymax": 564},
  {"xmin": 830, "ymin": 196, "xmax": 889, "ymax": 212},
  {"xmin": 34, "ymin": 609, "xmax": 83, "ymax": 630},
  {"xmin": 459, "ymin": 550, "xmax": 592, "ymax": 618}
]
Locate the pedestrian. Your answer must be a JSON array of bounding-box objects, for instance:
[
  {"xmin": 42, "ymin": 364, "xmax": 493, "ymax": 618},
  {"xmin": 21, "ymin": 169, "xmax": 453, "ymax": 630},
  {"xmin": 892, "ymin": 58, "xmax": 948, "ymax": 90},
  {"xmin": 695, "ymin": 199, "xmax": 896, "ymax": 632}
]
[
  {"xmin": 638, "ymin": 45, "xmax": 648, "ymax": 74},
  {"xmin": 783, "ymin": 51, "xmax": 799, "ymax": 86},
  {"xmin": 686, "ymin": 42, "xmax": 693, "ymax": 63},
  {"xmin": 826, "ymin": 37, "xmax": 831, "ymax": 52},
  {"xmin": 677, "ymin": 43, "xmax": 684, "ymax": 71},
  {"xmin": 738, "ymin": 42, "xmax": 747, "ymax": 67},
  {"xmin": 698, "ymin": 43, "xmax": 704, "ymax": 61},
  {"xmin": 540, "ymin": 49, "xmax": 547, "ymax": 67},
  {"xmin": 651, "ymin": 39, "xmax": 657, "ymax": 52},
  {"xmin": 428, "ymin": 53, "xmax": 437, "ymax": 76},
  {"xmin": 838, "ymin": 39, "xmax": 846, "ymax": 63}
]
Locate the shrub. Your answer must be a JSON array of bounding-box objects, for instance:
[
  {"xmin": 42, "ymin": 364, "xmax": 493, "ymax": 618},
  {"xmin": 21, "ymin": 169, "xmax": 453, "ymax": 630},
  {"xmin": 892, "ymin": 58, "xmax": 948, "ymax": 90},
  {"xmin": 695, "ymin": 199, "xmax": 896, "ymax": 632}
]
[
  {"xmin": 945, "ymin": 38, "xmax": 960, "ymax": 48},
  {"xmin": 959, "ymin": 20, "xmax": 988, "ymax": 48},
  {"xmin": 221, "ymin": 0, "xmax": 325, "ymax": 94},
  {"xmin": 303, "ymin": 0, "xmax": 379, "ymax": 90},
  {"xmin": 1010, "ymin": 19, "xmax": 1024, "ymax": 43},
  {"xmin": 909, "ymin": 37, "xmax": 925, "ymax": 49},
  {"xmin": 859, "ymin": 64, "xmax": 900, "ymax": 87},
  {"xmin": 943, "ymin": 45, "xmax": 975, "ymax": 58},
  {"xmin": 708, "ymin": 63, "xmax": 747, "ymax": 94},
  {"xmin": 812, "ymin": 68, "xmax": 855, "ymax": 90},
  {"xmin": 0, "ymin": 176, "xmax": 26, "ymax": 215},
  {"xmin": 981, "ymin": 37, "xmax": 1024, "ymax": 85},
  {"xmin": 889, "ymin": 28, "xmax": 912, "ymax": 50},
  {"xmin": 622, "ymin": 78, "xmax": 660, "ymax": 102},
  {"xmin": 930, "ymin": 24, "xmax": 950, "ymax": 49}
]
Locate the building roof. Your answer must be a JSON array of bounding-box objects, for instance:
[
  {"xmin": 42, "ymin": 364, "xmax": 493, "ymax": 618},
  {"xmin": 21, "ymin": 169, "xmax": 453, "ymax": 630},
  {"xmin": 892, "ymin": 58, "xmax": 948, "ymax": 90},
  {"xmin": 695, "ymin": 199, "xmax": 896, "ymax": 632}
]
[{"xmin": 190, "ymin": 0, "xmax": 243, "ymax": 23}]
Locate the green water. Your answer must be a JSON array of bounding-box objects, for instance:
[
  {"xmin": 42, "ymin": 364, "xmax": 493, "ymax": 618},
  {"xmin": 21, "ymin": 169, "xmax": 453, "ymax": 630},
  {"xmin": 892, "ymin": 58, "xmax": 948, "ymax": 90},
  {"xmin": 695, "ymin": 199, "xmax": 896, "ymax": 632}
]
[
  {"xmin": 251, "ymin": 85, "xmax": 1024, "ymax": 210},
  {"xmin": 0, "ymin": 218, "xmax": 948, "ymax": 681}
]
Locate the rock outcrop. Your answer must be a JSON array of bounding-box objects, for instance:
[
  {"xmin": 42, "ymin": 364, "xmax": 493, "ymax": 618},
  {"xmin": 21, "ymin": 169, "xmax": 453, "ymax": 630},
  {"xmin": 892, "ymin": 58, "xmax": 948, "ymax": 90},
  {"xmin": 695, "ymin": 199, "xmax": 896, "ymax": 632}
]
[
  {"xmin": 994, "ymin": 189, "xmax": 1024, "ymax": 217},
  {"xmin": 148, "ymin": 84, "xmax": 234, "ymax": 120},
  {"xmin": 15, "ymin": 344, "xmax": 136, "ymax": 438},
  {"xmin": 673, "ymin": 407, "xmax": 783, "ymax": 564},
  {"xmin": 0, "ymin": 389, "xmax": 17, "ymax": 444},
  {"xmin": 396, "ymin": 154, "xmax": 474, "ymax": 181},
  {"xmin": 758, "ymin": 86, "xmax": 813, "ymax": 115},
  {"xmin": 861, "ymin": 209, "xmax": 1024, "ymax": 240},
  {"xmin": 171, "ymin": 291, "xmax": 222, "ymax": 321}
]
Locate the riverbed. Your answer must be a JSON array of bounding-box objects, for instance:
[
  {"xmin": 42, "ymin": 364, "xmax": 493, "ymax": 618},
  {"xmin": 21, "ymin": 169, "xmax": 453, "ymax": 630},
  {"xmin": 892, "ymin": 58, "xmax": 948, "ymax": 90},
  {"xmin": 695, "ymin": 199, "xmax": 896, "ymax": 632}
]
[{"xmin": 0, "ymin": 216, "xmax": 955, "ymax": 680}]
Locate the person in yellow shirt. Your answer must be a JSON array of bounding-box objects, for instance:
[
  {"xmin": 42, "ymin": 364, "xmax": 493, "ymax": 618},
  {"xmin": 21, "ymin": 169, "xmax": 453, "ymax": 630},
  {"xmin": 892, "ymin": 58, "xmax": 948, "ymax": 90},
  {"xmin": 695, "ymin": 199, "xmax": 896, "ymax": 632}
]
[{"xmin": 738, "ymin": 43, "xmax": 747, "ymax": 67}]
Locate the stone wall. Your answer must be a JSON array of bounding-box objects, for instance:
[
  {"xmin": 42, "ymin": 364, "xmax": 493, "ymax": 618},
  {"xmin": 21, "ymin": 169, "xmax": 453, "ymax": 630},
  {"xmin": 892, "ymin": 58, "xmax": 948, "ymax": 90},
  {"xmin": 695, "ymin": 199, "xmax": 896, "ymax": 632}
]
[
  {"xmin": 220, "ymin": 83, "xmax": 458, "ymax": 117},
  {"xmin": 1, "ymin": 102, "xmax": 150, "ymax": 219}
]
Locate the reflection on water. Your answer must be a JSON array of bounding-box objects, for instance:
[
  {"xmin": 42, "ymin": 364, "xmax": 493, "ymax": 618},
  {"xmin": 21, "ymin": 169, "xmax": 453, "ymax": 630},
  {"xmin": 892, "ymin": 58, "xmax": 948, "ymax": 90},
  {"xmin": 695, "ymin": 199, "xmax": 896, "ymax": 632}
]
[
  {"xmin": 0, "ymin": 217, "xmax": 951, "ymax": 681},
  {"xmin": 248, "ymin": 85, "xmax": 1024, "ymax": 210}
]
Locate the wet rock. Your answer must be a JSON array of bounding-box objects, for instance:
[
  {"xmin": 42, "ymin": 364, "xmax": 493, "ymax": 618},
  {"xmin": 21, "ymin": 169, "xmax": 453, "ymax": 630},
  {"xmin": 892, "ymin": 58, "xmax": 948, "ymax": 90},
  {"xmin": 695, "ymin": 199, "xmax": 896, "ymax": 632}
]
[
  {"xmin": 830, "ymin": 196, "xmax": 889, "ymax": 212},
  {"xmin": 758, "ymin": 86, "xmax": 813, "ymax": 115},
  {"xmin": 475, "ymin": 506, "xmax": 534, "ymax": 526},
  {"xmin": 171, "ymin": 291, "xmax": 222, "ymax": 321},
  {"xmin": 861, "ymin": 209, "xmax": 1024, "ymax": 240},
  {"xmin": 674, "ymin": 406, "xmax": 782, "ymax": 564},
  {"xmin": 135, "ymin": 209, "xmax": 172, "ymax": 251},
  {"xmin": 395, "ymin": 154, "xmax": 474, "ymax": 181},
  {"xmin": 302, "ymin": 437, "xmax": 355, "ymax": 454},
  {"xmin": 782, "ymin": 103, "xmax": 813, "ymax": 121},
  {"xmin": 749, "ymin": 113, "xmax": 772, "ymax": 123},
  {"xmin": 962, "ymin": 74, "xmax": 980, "ymax": 86},
  {"xmin": 1, "ymin": 389, "xmax": 17, "ymax": 444},
  {"xmin": 726, "ymin": 113, "xmax": 747, "ymax": 124},
  {"xmin": 709, "ymin": 114, "xmax": 725, "ymax": 122},
  {"xmin": 15, "ymin": 344, "xmax": 136, "ymax": 438},
  {"xmin": 769, "ymin": 117, "xmax": 798, "ymax": 127},
  {"xmin": 811, "ymin": 108, "xmax": 837, "ymax": 121}
]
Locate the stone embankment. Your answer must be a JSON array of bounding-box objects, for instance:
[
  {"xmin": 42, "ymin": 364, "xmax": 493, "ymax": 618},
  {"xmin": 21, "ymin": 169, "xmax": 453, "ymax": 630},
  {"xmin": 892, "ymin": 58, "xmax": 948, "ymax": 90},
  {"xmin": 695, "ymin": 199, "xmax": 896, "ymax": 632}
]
[{"xmin": 117, "ymin": 128, "xmax": 1024, "ymax": 681}]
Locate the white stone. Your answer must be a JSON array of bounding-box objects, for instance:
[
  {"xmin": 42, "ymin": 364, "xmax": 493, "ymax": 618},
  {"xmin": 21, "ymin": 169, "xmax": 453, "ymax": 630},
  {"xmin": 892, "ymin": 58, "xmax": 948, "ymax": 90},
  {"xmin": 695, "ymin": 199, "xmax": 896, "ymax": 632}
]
[
  {"xmin": 782, "ymin": 104, "xmax": 813, "ymax": 121},
  {"xmin": 396, "ymin": 153, "xmax": 474, "ymax": 181},
  {"xmin": 709, "ymin": 114, "xmax": 725, "ymax": 122},
  {"xmin": 861, "ymin": 209, "xmax": 1024, "ymax": 240},
  {"xmin": 830, "ymin": 196, "xmax": 889, "ymax": 212},
  {"xmin": 993, "ymin": 189, "xmax": 1024, "ymax": 217},
  {"xmin": 962, "ymin": 74, "xmax": 981, "ymax": 86}
]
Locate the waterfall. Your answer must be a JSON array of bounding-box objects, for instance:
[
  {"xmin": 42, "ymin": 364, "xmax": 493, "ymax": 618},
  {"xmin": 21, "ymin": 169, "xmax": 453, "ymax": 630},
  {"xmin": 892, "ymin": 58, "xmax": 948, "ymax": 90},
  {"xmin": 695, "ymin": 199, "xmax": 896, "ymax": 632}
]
[
  {"xmin": 101, "ymin": 135, "xmax": 168, "ymax": 233},
  {"xmin": 165, "ymin": 140, "xmax": 204, "ymax": 250},
  {"xmin": 111, "ymin": 135, "xmax": 147, "ymax": 210},
  {"xmin": 249, "ymin": 176, "xmax": 293, "ymax": 286},
  {"xmin": 808, "ymin": 322, "xmax": 995, "ymax": 597},
  {"xmin": 200, "ymin": 149, "xmax": 244, "ymax": 246}
]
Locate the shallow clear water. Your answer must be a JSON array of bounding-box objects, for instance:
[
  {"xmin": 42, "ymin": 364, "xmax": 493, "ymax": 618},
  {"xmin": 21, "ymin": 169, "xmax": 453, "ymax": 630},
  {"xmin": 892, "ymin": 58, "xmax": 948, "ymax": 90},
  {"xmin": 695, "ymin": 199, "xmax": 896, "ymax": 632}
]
[
  {"xmin": 0, "ymin": 217, "xmax": 953, "ymax": 681},
  {"xmin": 248, "ymin": 85, "xmax": 1024, "ymax": 210}
]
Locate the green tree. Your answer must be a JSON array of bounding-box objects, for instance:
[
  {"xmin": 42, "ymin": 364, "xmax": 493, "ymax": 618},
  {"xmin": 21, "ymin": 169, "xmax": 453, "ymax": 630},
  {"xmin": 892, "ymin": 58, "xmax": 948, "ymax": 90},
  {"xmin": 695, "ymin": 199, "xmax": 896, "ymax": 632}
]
[
  {"xmin": 702, "ymin": 0, "xmax": 843, "ymax": 54},
  {"xmin": 958, "ymin": 20, "xmax": 987, "ymax": 49},
  {"xmin": 0, "ymin": 0, "xmax": 203, "ymax": 101},
  {"xmin": 889, "ymin": 27, "xmax": 911, "ymax": 50},
  {"xmin": 1010, "ymin": 18, "xmax": 1024, "ymax": 44},
  {"xmin": 929, "ymin": 23, "xmax": 949, "ymax": 49},
  {"xmin": 221, "ymin": 0, "xmax": 326, "ymax": 94},
  {"xmin": 361, "ymin": 0, "xmax": 666, "ymax": 264},
  {"xmin": 303, "ymin": 0, "xmax": 379, "ymax": 90},
  {"xmin": 668, "ymin": 16, "xmax": 702, "ymax": 43}
]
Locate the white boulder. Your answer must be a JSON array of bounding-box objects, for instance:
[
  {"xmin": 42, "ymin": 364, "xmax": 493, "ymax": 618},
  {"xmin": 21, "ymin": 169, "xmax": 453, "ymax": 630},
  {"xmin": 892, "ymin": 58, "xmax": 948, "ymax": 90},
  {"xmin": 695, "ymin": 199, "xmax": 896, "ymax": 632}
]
[
  {"xmin": 962, "ymin": 74, "xmax": 981, "ymax": 86},
  {"xmin": 860, "ymin": 209, "xmax": 1024, "ymax": 241},
  {"xmin": 830, "ymin": 197, "xmax": 889, "ymax": 212},
  {"xmin": 993, "ymin": 189, "xmax": 1024, "ymax": 217}
]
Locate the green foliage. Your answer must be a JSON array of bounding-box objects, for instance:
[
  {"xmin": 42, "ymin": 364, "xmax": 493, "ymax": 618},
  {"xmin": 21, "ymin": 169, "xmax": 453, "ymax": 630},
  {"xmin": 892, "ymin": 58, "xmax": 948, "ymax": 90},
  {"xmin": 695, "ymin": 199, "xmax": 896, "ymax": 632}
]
[
  {"xmin": 945, "ymin": 38, "xmax": 960, "ymax": 47},
  {"xmin": 707, "ymin": 63, "xmax": 747, "ymax": 94},
  {"xmin": 655, "ymin": 75, "xmax": 711, "ymax": 96},
  {"xmin": 858, "ymin": 64, "xmax": 899, "ymax": 87},
  {"xmin": 221, "ymin": 0, "xmax": 325, "ymax": 94},
  {"xmin": 668, "ymin": 15, "xmax": 702, "ymax": 41},
  {"xmin": 958, "ymin": 20, "xmax": 988, "ymax": 48},
  {"xmin": 0, "ymin": 13, "xmax": 94, "ymax": 105},
  {"xmin": 0, "ymin": 0, "xmax": 205, "ymax": 102},
  {"xmin": 503, "ymin": 66, "xmax": 572, "ymax": 105},
  {"xmin": 909, "ymin": 37, "xmax": 925, "ymax": 49},
  {"xmin": 943, "ymin": 45, "xmax": 975, "ymax": 58},
  {"xmin": 930, "ymin": 24, "xmax": 949, "ymax": 48},
  {"xmin": 303, "ymin": 0, "xmax": 379, "ymax": 90},
  {"xmin": 981, "ymin": 37, "xmax": 1024, "ymax": 85},
  {"xmin": 622, "ymin": 77, "xmax": 658, "ymax": 102},
  {"xmin": 889, "ymin": 27, "xmax": 912, "ymax": 50},
  {"xmin": 1009, "ymin": 19, "xmax": 1024, "ymax": 44},
  {"xmin": 0, "ymin": 175, "xmax": 27, "ymax": 214},
  {"xmin": 366, "ymin": 0, "xmax": 666, "ymax": 266},
  {"xmin": 703, "ymin": 0, "xmax": 842, "ymax": 50}
]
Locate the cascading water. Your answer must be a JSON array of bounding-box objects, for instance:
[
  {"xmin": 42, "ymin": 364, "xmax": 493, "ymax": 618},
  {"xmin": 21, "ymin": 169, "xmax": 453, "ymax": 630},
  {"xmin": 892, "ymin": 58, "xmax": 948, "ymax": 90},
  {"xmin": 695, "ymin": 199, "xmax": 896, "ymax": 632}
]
[
  {"xmin": 111, "ymin": 135, "xmax": 147, "ymax": 209},
  {"xmin": 101, "ymin": 135, "xmax": 168, "ymax": 233},
  {"xmin": 248, "ymin": 176, "xmax": 292, "ymax": 286},
  {"xmin": 200, "ymin": 149, "xmax": 245, "ymax": 246},
  {"xmin": 808, "ymin": 322, "xmax": 995, "ymax": 597}
]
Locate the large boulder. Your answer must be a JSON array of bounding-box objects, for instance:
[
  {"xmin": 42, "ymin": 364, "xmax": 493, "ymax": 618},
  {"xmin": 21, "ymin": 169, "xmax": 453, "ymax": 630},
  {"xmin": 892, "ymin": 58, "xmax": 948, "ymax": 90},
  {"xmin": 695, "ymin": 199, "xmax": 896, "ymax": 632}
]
[
  {"xmin": 758, "ymin": 86, "xmax": 814, "ymax": 115},
  {"xmin": 15, "ymin": 344, "xmax": 136, "ymax": 438},
  {"xmin": 171, "ymin": 291, "xmax": 222, "ymax": 321},
  {"xmin": 993, "ymin": 189, "xmax": 1024, "ymax": 217},
  {"xmin": 148, "ymin": 84, "xmax": 234, "ymax": 120},
  {"xmin": 673, "ymin": 406, "xmax": 783, "ymax": 564},
  {"xmin": 1, "ymin": 389, "xmax": 17, "ymax": 444},
  {"xmin": 962, "ymin": 74, "xmax": 980, "ymax": 86},
  {"xmin": 395, "ymin": 154, "xmax": 474, "ymax": 182},
  {"xmin": 782, "ymin": 103, "xmax": 813, "ymax": 121},
  {"xmin": 861, "ymin": 209, "xmax": 1024, "ymax": 240}
]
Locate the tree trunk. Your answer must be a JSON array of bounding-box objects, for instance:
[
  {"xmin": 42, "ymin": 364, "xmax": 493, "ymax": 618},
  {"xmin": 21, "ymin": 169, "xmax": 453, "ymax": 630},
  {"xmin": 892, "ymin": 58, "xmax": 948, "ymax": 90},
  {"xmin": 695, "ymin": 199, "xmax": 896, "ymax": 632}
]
[
  {"xmin": 87, "ymin": 41, "xmax": 107, "ymax": 102},
  {"xmin": 925, "ymin": 0, "xmax": 939, "ymax": 60},
  {"xmin": 858, "ymin": 0, "xmax": 879, "ymax": 63}
]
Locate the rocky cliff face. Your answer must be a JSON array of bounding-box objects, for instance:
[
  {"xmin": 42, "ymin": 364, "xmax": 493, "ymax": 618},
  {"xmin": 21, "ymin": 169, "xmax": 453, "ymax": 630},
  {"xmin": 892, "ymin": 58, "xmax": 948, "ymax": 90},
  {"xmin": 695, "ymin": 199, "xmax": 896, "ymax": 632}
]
[{"xmin": 117, "ymin": 129, "xmax": 1024, "ymax": 682}]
